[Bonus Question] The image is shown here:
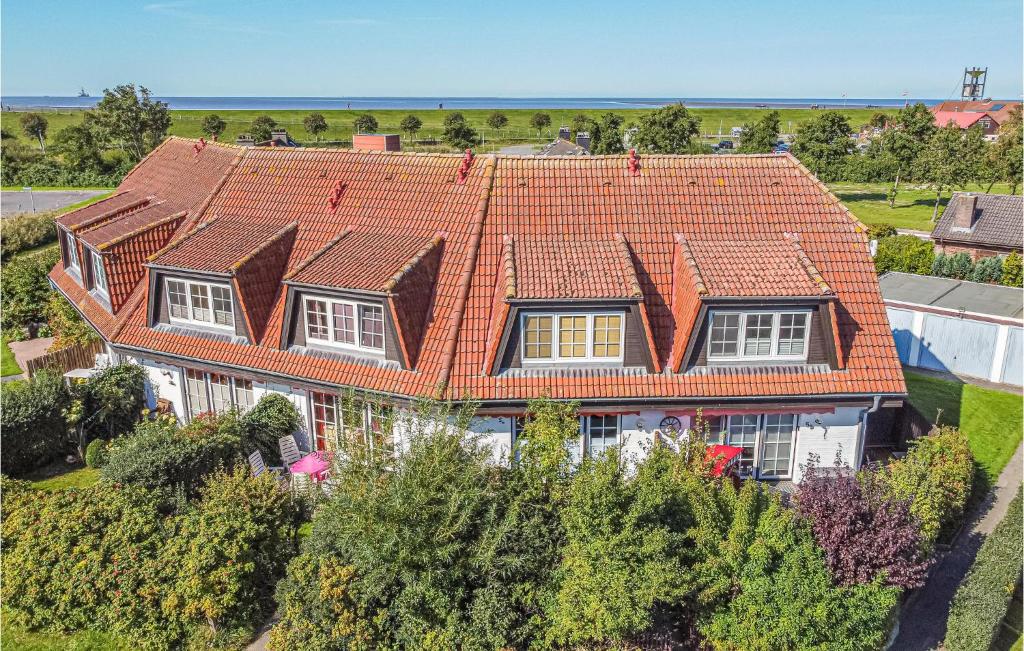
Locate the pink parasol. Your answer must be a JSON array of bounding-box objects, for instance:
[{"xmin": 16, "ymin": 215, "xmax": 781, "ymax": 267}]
[{"xmin": 290, "ymin": 453, "xmax": 330, "ymax": 478}]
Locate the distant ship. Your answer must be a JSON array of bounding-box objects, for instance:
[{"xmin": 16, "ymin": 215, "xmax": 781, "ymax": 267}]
[{"xmin": 77, "ymin": 87, "xmax": 89, "ymax": 97}]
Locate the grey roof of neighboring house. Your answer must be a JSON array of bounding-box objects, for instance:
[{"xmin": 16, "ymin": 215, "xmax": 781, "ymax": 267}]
[
  {"xmin": 537, "ymin": 138, "xmax": 588, "ymax": 156},
  {"xmin": 879, "ymin": 272, "xmax": 1023, "ymax": 320},
  {"xmin": 933, "ymin": 192, "xmax": 1023, "ymax": 250}
]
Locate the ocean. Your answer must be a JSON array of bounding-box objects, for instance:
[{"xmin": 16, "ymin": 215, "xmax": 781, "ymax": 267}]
[{"xmin": 0, "ymin": 96, "xmax": 941, "ymax": 111}]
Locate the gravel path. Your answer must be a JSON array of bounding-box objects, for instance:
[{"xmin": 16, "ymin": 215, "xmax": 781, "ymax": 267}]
[{"xmin": 891, "ymin": 441, "xmax": 1024, "ymax": 650}]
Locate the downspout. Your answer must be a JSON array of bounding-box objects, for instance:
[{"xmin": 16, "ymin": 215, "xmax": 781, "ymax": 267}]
[{"xmin": 854, "ymin": 395, "xmax": 883, "ymax": 470}]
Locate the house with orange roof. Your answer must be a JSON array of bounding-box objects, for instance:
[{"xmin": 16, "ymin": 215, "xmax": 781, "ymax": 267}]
[
  {"xmin": 50, "ymin": 138, "xmax": 906, "ymax": 482},
  {"xmin": 930, "ymin": 100, "xmax": 1022, "ymax": 137}
]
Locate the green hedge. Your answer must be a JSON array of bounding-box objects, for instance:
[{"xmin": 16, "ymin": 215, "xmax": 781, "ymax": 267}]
[
  {"xmin": 945, "ymin": 488, "xmax": 1023, "ymax": 651},
  {"xmin": 1, "ymin": 247, "xmax": 61, "ymax": 338},
  {"xmin": 0, "ymin": 370, "xmax": 73, "ymax": 475},
  {"xmin": 1, "ymin": 210, "xmax": 59, "ymax": 261}
]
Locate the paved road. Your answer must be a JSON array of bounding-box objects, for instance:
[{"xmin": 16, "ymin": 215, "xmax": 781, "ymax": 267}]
[
  {"xmin": 891, "ymin": 441, "xmax": 1024, "ymax": 650},
  {"xmin": 1, "ymin": 190, "xmax": 108, "ymax": 216}
]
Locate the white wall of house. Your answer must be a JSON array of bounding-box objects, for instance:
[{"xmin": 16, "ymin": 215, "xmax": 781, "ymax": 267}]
[
  {"xmin": 791, "ymin": 406, "xmax": 864, "ymax": 482},
  {"xmin": 138, "ymin": 358, "xmax": 186, "ymax": 421}
]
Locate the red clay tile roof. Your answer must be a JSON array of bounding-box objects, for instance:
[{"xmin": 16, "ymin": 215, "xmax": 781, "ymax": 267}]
[
  {"xmin": 931, "ymin": 100, "xmax": 1021, "ymax": 126},
  {"xmin": 286, "ymin": 230, "xmax": 442, "ymax": 292},
  {"xmin": 506, "ymin": 234, "xmax": 643, "ymax": 300},
  {"xmin": 104, "ymin": 214, "xmax": 188, "ymax": 312},
  {"xmin": 78, "ymin": 202, "xmax": 176, "ymax": 249},
  {"xmin": 151, "ymin": 217, "xmax": 293, "ymax": 273},
  {"xmin": 54, "ymin": 140, "xmax": 906, "ymax": 404},
  {"xmin": 686, "ymin": 236, "xmax": 833, "ymax": 297},
  {"xmin": 57, "ymin": 191, "xmax": 152, "ymax": 231}
]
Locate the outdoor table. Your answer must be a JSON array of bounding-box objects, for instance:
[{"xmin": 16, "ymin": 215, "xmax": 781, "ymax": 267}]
[{"xmin": 290, "ymin": 453, "xmax": 330, "ymax": 482}]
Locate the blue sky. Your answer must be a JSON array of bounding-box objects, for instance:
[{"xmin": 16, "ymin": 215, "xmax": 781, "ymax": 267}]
[{"xmin": 3, "ymin": 0, "xmax": 1021, "ymax": 98}]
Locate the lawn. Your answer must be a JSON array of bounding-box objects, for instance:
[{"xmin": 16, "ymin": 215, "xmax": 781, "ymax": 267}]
[
  {"xmin": 4, "ymin": 106, "xmax": 897, "ymax": 149},
  {"xmin": 2, "ymin": 335, "xmax": 21, "ymax": 376},
  {"xmin": 829, "ymin": 182, "xmax": 1022, "ymax": 232},
  {"xmin": 2, "ymin": 627, "xmax": 127, "ymax": 651},
  {"xmin": 904, "ymin": 369, "xmax": 1024, "ymax": 482},
  {"xmin": 22, "ymin": 459, "xmax": 100, "ymax": 491}
]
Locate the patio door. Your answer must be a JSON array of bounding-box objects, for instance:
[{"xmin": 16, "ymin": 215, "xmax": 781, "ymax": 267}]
[{"xmin": 758, "ymin": 414, "xmax": 796, "ymax": 479}]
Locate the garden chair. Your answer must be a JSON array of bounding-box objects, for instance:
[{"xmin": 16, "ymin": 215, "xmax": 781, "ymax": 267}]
[
  {"xmin": 291, "ymin": 471, "xmax": 313, "ymax": 497},
  {"xmin": 248, "ymin": 450, "xmax": 267, "ymax": 477},
  {"xmin": 279, "ymin": 435, "xmax": 303, "ymax": 468}
]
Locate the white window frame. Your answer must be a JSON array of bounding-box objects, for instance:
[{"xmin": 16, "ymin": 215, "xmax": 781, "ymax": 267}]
[
  {"xmin": 585, "ymin": 414, "xmax": 621, "ymax": 457},
  {"xmin": 184, "ymin": 368, "xmax": 255, "ymax": 419},
  {"xmin": 309, "ymin": 391, "xmax": 393, "ymax": 454},
  {"xmin": 89, "ymin": 248, "xmax": 108, "ymax": 298},
  {"xmin": 166, "ymin": 276, "xmax": 235, "ymax": 331},
  {"xmin": 719, "ymin": 413, "xmax": 798, "ymax": 480},
  {"xmin": 303, "ymin": 295, "xmax": 385, "ymax": 354},
  {"xmin": 706, "ymin": 310, "xmax": 811, "ymax": 363},
  {"xmin": 520, "ymin": 311, "xmax": 625, "ymax": 364},
  {"xmin": 64, "ymin": 231, "xmax": 80, "ymax": 273}
]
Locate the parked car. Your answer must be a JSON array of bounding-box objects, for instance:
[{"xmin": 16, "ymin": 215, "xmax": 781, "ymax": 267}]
[
  {"xmin": 774, "ymin": 143, "xmax": 790, "ymax": 153},
  {"xmin": 718, "ymin": 140, "xmax": 734, "ymax": 150}
]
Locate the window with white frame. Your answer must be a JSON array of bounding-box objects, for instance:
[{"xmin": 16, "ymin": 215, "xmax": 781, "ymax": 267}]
[
  {"xmin": 707, "ymin": 311, "xmax": 810, "ymax": 362},
  {"xmin": 726, "ymin": 414, "xmax": 759, "ymax": 473},
  {"xmin": 311, "ymin": 391, "xmax": 393, "ymax": 454},
  {"xmin": 586, "ymin": 415, "xmax": 620, "ymax": 457},
  {"xmin": 184, "ymin": 369, "xmax": 254, "ymax": 419},
  {"xmin": 167, "ymin": 277, "xmax": 234, "ymax": 330},
  {"xmin": 521, "ymin": 312, "xmax": 624, "ymax": 363},
  {"xmin": 304, "ymin": 296, "xmax": 385, "ymax": 353},
  {"xmin": 759, "ymin": 414, "xmax": 796, "ymax": 477},
  {"xmin": 311, "ymin": 391, "xmax": 339, "ymax": 452},
  {"xmin": 64, "ymin": 231, "xmax": 80, "ymax": 272},
  {"xmin": 90, "ymin": 249, "xmax": 108, "ymax": 297},
  {"xmin": 707, "ymin": 413, "xmax": 797, "ymax": 478}
]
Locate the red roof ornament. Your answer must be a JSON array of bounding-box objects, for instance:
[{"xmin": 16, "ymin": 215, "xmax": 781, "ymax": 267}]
[
  {"xmin": 193, "ymin": 138, "xmax": 207, "ymax": 156},
  {"xmin": 628, "ymin": 149, "xmax": 641, "ymax": 176},
  {"xmin": 457, "ymin": 149, "xmax": 474, "ymax": 184},
  {"xmin": 327, "ymin": 180, "xmax": 347, "ymax": 211}
]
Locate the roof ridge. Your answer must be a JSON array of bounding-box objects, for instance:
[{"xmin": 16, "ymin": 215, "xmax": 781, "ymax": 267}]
[
  {"xmin": 674, "ymin": 234, "xmax": 708, "ymax": 295},
  {"xmin": 98, "ymin": 209, "xmax": 187, "ymax": 251},
  {"xmin": 229, "ymin": 221, "xmax": 299, "ymax": 274},
  {"xmin": 283, "ymin": 228, "xmax": 354, "ymax": 281},
  {"xmin": 382, "ymin": 232, "xmax": 446, "ymax": 293},
  {"xmin": 613, "ymin": 233, "xmax": 644, "ymax": 298},
  {"xmin": 501, "ymin": 235, "xmax": 517, "ymax": 299},
  {"xmin": 783, "ymin": 232, "xmax": 834, "ymax": 295},
  {"xmin": 146, "ymin": 215, "xmax": 222, "ymax": 263}
]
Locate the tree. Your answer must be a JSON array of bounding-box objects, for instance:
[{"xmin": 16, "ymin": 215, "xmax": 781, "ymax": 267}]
[
  {"xmin": 200, "ymin": 114, "xmax": 226, "ymax": 141},
  {"xmin": 873, "ymin": 234, "xmax": 935, "ymax": 275},
  {"xmin": 89, "ymin": 84, "xmax": 170, "ymax": 162},
  {"xmin": 868, "ymin": 112, "xmax": 888, "ymax": 129},
  {"xmin": 352, "ymin": 113, "xmax": 378, "ymax": 134},
  {"xmin": 737, "ymin": 110, "xmax": 780, "ymax": 153},
  {"xmin": 486, "ymin": 111, "xmax": 509, "ymax": 130},
  {"xmin": 303, "ymin": 113, "xmax": 328, "ymax": 142},
  {"xmin": 630, "ymin": 103, "xmax": 702, "ymax": 154},
  {"xmin": 52, "ymin": 124, "xmax": 104, "ymax": 173},
  {"xmin": 530, "ymin": 112, "xmax": 551, "ymax": 136},
  {"xmin": 399, "ymin": 114, "xmax": 422, "ymax": 141},
  {"xmin": 45, "ymin": 293, "xmax": 99, "ymax": 351},
  {"xmin": 250, "ymin": 115, "xmax": 277, "ymax": 142},
  {"xmin": 916, "ymin": 124, "xmax": 976, "ymax": 221},
  {"xmin": 442, "ymin": 113, "xmax": 479, "ymax": 150},
  {"xmin": 791, "ymin": 111, "xmax": 853, "ymax": 180},
  {"xmin": 1002, "ymin": 251, "xmax": 1023, "ymax": 287},
  {"xmin": 961, "ymin": 125, "xmax": 991, "ymax": 186},
  {"xmin": 1, "ymin": 248, "xmax": 61, "ymax": 336},
  {"xmin": 19, "ymin": 113, "xmax": 48, "ymax": 152},
  {"xmin": 797, "ymin": 463, "xmax": 931, "ymax": 589},
  {"xmin": 986, "ymin": 105, "xmax": 1023, "ymax": 194},
  {"xmin": 878, "ymin": 103, "xmax": 937, "ymax": 206},
  {"xmin": 591, "ymin": 112, "xmax": 626, "ymax": 154}
]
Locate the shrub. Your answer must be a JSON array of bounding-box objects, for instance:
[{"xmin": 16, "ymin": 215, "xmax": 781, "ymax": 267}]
[
  {"xmin": 76, "ymin": 362, "xmax": 147, "ymax": 442},
  {"xmin": 970, "ymin": 255, "xmax": 1004, "ymax": 283},
  {"xmin": 242, "ymin": 392, "xmax": 301, "ymax": 465},
  {"xmin": 44, "ymin": 291, "xmax": 99, "ymax": 350},
  {"xmin": 947, "ymin": 252, "xmax": 974, "ymax": 279},
  {"xmin": 101, "ymin": 412, "xmax": 243, "ymax": 495},
  {"xmin": 0, "ymin": 369, "xmax": 73, "ymax": 475},
  {"xmin": 796, "ymin": 463, "xmax": 931, "ymax": 589},
  {"xmin": 882, "ymin": 426, "xmax": 974, "ymax": 546},
  {"xmin": 874, "ymin": 235, "xmax": 935, "ymax": 275},
  {"xmin": 0, "ymin": 248, "xmax": 61, "ymax": 335},
  {"xmin": 945, "ymin": 488, "xmax": 1023, "ymax": 651},
  {"xmin": 270, "ymin": 555, "xmax": 371, "ymax": 650},
  {"xmin": 1002, "ymin": 251, "xmax": 1023, "ymax": 287},
  {"xmin": 84, "ymin": 437, "xmax": 108, "ymax": 468},
  {"xmin": 1, "ymin": 210, "xmax": 58, "ymax": 260},
  {"xmin": 931, "ymin": 252, "xmax": 951, "ymax": 277},
  {"xmin": 868, "ymin": 223, "xmax": 897, "ymax": 240}
]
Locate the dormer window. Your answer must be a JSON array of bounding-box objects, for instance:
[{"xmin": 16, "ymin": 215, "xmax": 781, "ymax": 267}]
[
  {"xmin": 708, "ymin": 310, "xmax": 810, "ymax": 362},
  {"xmin": 303, "ymin": 296, "xmax": 384, "ymax": 353},
  {"xmin": 167, "ymin": 277, "xmax": 234, "ymax": 330},
  {"xmin": 521, "ymin": 312, "xmax": 624, "ymax": 363},
  {"xmin": 89, "ymin": 249, "xmax": 108, "ymax": 298},
  {"xmin": 65, "ymin": 231, "xmax": 80, "ymax": 273}
]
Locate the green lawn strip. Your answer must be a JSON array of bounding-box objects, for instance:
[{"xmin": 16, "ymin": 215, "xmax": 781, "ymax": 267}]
[
  {"xmin": 22, "ymin": 458, "xmax": 100, "ymax": 491},
  {"xmin": 904, "ymin": 370, "xmax": 1023, "ymax": 482},
  {"xmin": 55, "ymin": 191, "xmax": 115, "ymax": 213},
  {"xmin": 4, "ymin": 107, "xmax": 898, "ymax": 148},
  {"xmin": 1, "ymin": 335, "xmax": 21, "ymax": 376},
  {"xmin": 1, "ymin": 186, "xmax": 116, "ymax": 192},
  {"xmin": 829, "ymin": 182, "xmax": 1022, "ymax": 232},
  {"xmin": 2, "ymin": 626, "xmax": 128, "ymax": 651}
]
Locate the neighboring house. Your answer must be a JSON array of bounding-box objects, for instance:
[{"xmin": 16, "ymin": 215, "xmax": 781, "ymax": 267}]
[
  {"xmin": 932, "ymin": 192, "xmax": 1023, "ymax": 260},
  {"xmin": 538, "ymin": 138, "xmax": 588, "ymax": 156},
  {"xmin": 236, "ymin": 129, "xmax": 299, "ymax": 147},
  {"xmin": 881, "ymin": 272, "xmax": 1023, "ymax": 387},
  {"xmin": 50, "ymin": 137, "xmax": 906, "ymax": 483},
  {"xmin": 929, "ymin": 100, "xmax": 1022, "ymax": 136}
]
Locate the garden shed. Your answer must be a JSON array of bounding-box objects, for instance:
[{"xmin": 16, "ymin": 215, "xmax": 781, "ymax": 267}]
[{"xmin": 880, "ymin": 272, "xmax": 1023, "ymax": 387}]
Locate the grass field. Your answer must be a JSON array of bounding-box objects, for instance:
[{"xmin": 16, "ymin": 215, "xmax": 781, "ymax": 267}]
[
  {"xmin": 904, "ymin": 370, "xmax": 1023, "ymax": 483},
  {"xmin": 829, "ymin": 182, "xmax": 1022, "ymax": 232},
  {"xmin": 1, "ymin": 106, "xmax": 898, "ymax": 149},
  {"xmin": 22, "ymin": 459, "xmax": 100, "ymax": 491},
  {"xmin": 2, "ymin": 626, "xmax": 127, "ymax": 651},
  {"xmin": 1, "ymin": 335, "xmax": 21, "ymax": 376}
]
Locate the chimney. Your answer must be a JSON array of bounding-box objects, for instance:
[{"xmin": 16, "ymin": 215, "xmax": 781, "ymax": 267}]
[
  {"xmin": 953, "ymin": 193, "xmax": 978, "ymax": 230},
  {"xmin": 558, "ymin": 125, "xmax": 571, "ymax": 140},
  {"xmin": 575, "ymin": 131, "xmax": 591, "ymax": 151},
  {"xmin": 235, "ymin": 134, "xmax": 255, "ymax": 147},
  {"xmin": 270, "ymin": 129, "xmax": 288, "ymax": 145}
]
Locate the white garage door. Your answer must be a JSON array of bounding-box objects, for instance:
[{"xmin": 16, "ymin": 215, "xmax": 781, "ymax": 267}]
[
  {"xmin": 886, "ymin": 307, "xmax": 916, "ymax": 364},
  {"xmin": 919, "ymin": 314, "xmax": 998, "ymax": 379},
  {"xmin": 1001, "ymin": 327, "xmax": 1023, "ymax": 387}
]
